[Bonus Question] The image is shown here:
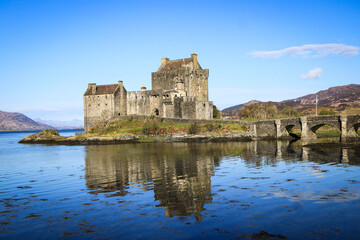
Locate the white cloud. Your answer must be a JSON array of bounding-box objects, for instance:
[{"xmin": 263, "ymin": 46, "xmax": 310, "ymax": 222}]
[
  {"xmin": 248, "ymin": 43, "xmax": 359, "ymax": 58},
  {"xmin": 300, "ymin": 68, "xmax": 323, "ymax": 79}
]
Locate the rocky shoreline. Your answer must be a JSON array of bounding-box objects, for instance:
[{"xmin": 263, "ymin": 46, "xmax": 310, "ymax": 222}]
[
  {"xmin": 18, "ymin": 130, "xmax": 255, "ymax": 145},
  {"xmin": 19, "ymin": 129, "xmax": 360, "ymax": 147}
]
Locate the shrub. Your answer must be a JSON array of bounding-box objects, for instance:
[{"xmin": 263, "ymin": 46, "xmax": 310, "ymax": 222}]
[
  {"xmin": 205, "ymin": 123, "xmax": 218, "ymax": 132},
  {"xmin": 187, "ymin": 122, "xmax": 200, "ymax": 134},
  {"xmin": 239, "ymin": 103, "xmax": 278, "ymax": 119},
  {"xmin": 279, "ymin": 107, "xmax": 301, "ymax": 117},
  {"xmin": 213, "ymin": 105, "xmax": 220, "ymax": 119},
  {"xmin": 142, "ymin": 119, "xmax": 160, "ymax": 135},
  {"xmin": 319, "ymin": 109, "xmax": 335, "ymax": 115}
]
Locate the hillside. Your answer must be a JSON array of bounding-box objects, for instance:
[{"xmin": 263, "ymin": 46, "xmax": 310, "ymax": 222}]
[
  {"xmin": 222, "ymin": 84, "xmax": 360, "ymax": 118},
  {"xmin": 286, "ymin": 84, "xmax": 360, "ymax": 109},
  {"xmin": 223, "ymin": 100, "xmax": 261, "ymax": 111},
  {"xmin": 0, "ymin": 110, "xmax": 54, "ymax": 131}
]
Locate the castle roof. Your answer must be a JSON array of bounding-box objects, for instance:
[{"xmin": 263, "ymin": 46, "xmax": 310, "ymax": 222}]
[
  {"xmin": 84, "ymin": 84, "xmax": 118, "ymax": 96},
  {"xmin": 157, "ymin": 58, "xmax": 193, "ymax": 72}
]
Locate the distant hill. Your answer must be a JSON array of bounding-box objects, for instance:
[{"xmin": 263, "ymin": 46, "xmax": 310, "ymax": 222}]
[
  {"xmin": 35, "ymin": 118, "xmax": 84, "ymax": 130},
  {"xmin": 222, "ymin": 84, "xmax": 360, "ymax": 118},
  {"xmin": 285, "ymin": 84, "xmax": 360, "ymax": 110},
  {"xmin": 222, "ymin": 100, "xmax": 261, "ymax": 111},
  {"xmin": 0, "ymin": 110, "xmax": 54, "ymax": 131}
]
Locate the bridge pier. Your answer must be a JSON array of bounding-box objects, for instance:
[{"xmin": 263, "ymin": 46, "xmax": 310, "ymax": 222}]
[
  {"xmin": 341, "ymin": 148, "xmax": 349, "ymax": 163},
  {"xmin": 302, "ymin": 147, "xmax": 310, "ymax": 162},
  {"xmin": 341, "ymin": 115, "xmax": 358, "ymax": 140},
  {"xmin": 340, "ymin": 116, "xmax": 348, "ymax": 142},
  {"xmin": 300, "ymin": 117, "xmax": 316, "ymax": 143},
  {"xmin": 275, "ymin": 119, "xmax": 290, "ymax": 138}
]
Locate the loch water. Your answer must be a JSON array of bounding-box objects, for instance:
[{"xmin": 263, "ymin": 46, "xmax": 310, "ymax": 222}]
[{"xmin": 1, "ymin": 130, "xmax": 360, "ymax": 239}]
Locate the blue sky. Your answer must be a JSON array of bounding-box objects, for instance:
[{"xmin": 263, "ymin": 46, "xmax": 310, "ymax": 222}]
[{"xmin": 0, "ymin": 0, "xmax": 359, "ymax": 120}]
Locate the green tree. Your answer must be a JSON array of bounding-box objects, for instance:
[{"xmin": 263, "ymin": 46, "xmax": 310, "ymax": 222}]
[
  {"xmin": 239, "ymin": 103, "xmax": 278, "ymax": 119},
  {"xmin": 319, "ymin": 109, "xmax": 335, "ymax": 115},
  {"xmin": 279, "ymin": 107, "xmax": 301, "ymax": 117},
  {"xmin": 213, "ymin": 105, "xmax": 220, "ymax": 119}
]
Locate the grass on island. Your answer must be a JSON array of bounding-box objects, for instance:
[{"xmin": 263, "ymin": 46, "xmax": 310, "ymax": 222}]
[
  {"xmin": 86, "ymin": 118, "xmax": 247, "ymax": 137},
  {"xmin": 315, "ymin": 125, "xmax": 341, "ymax": 138},
  {"xmin": 286, "ymin": 125, "xmax": 342, "ymax": 138}
]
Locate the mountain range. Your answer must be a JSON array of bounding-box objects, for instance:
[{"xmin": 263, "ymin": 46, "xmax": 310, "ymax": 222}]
[
  {"xmin": 222, "ymin": 84, "xmax": 360, "ymax": 117},
  {"xmin": 0, "ymin": 111, "xmax": 54, "ymax": 131},
  {"xmin": 35, "ymin": 118, "xmax": 84, "ymax": 130}
]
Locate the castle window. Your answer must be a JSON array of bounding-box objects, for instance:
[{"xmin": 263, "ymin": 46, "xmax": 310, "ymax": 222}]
[
  {"xmin": 118, "ymin": 113, "xmax": 121, "ymax": 116},
  {"xmin": 203, "ymin": 103, "xmax": 206, "ymax": 107}
]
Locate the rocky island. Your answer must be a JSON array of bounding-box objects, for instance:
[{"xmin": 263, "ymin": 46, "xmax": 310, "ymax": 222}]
[
  {"xmin": 19, "ymin": 116, "xmax": 360, "ymax": 146},
  {"xmin": 19, "ymin": 118, "xmax": 255, "ymax": 145}
]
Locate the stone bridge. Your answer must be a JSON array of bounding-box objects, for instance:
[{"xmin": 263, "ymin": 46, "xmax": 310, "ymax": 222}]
[{"xmin": 252, "ymin": 115, "xmax": 360, "ymax": 141}]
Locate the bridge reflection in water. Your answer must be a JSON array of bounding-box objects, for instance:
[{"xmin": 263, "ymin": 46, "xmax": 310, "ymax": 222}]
[{"xmin": 84, "ymin": 141, "xmax": 360, "ymax": 220}]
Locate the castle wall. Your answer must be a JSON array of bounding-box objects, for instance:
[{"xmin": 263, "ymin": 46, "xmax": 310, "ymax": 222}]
[
  {"xmin": 152, "ymin": 69, "xmax": 185, "ymax": 91},
  {"xmin": 114, "ymin": 85, "xmax": 127, "ymax": 117},
  {"xmin": 195, "ymin": 101, "xmax": 213, "ymax": 120},
  {"xmin": 181, "ymin": 98, "xmax": 197, "ymax": 119},
  {"xmin": 84, "ymin": 93, "xmax": 116, "ymax": 132},
  {"xmin": 127, "ymin": 91, "xmax": 163, "ymax": 117},
  {"xmin": 84, "ymin": 54, "xmax": 213, "ymax": 132},
  {"xmin": 187, "ymin": 69, "xmax": 209, "ymax": 102}
]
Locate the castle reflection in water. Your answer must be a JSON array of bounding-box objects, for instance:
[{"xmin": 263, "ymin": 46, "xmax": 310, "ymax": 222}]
[{"xmin": 84, "ymin": 141, "xmax": 360, "ymax": 220}]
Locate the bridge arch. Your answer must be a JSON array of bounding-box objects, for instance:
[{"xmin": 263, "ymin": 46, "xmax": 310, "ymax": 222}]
[
  {"xmin": 275, "ymin": 118, "xmax": 301, "ymax": 139},
  {"xmin": 284, "ymin": 124, "xmax": 301, "ymax": 139},
  {"xmin": 301, "ymin": 116, "xmax": 341, "ymax": 140},
  {"xmin": 311, "ymin": 123, "xmax": 341, "ymax": 138},
  {"xmin": 346, "ymin": 122, "xmax": 360, "ymax": 137}
]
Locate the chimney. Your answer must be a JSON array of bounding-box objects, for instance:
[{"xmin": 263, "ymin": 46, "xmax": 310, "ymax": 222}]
[
  {"xmin": 88, "ymin": 83, "xmax": 96, "ymax": 94},
  {"xmin": 191, "ymin": 53, "xmax": 198, "ymax": 70},
  {"xmin": 141, "ymin": 84, "xmax": 147, "ymax": 91},
  {"xmin": 161, "ymin": 58, "xmax": 170, "ymax": 65},
  {"xmin": 118, "ymin": 80, "xmax": 123, "ymax": 88}
]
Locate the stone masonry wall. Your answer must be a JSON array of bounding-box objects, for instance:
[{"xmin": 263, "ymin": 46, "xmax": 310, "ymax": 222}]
[{"xmin": 84, "ymin": 93, "xmax": 116, "ymax": 132}]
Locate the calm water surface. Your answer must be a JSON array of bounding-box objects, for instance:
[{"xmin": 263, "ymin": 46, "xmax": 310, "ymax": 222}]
[{"xmin": 1, "ymin": 130, "xmax": 360, "ymax": 239}]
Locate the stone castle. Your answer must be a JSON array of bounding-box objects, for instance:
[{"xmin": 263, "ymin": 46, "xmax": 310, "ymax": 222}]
[{"xmin": 84, "ymin": 54, "xmax": 213, "ymax": 132}]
